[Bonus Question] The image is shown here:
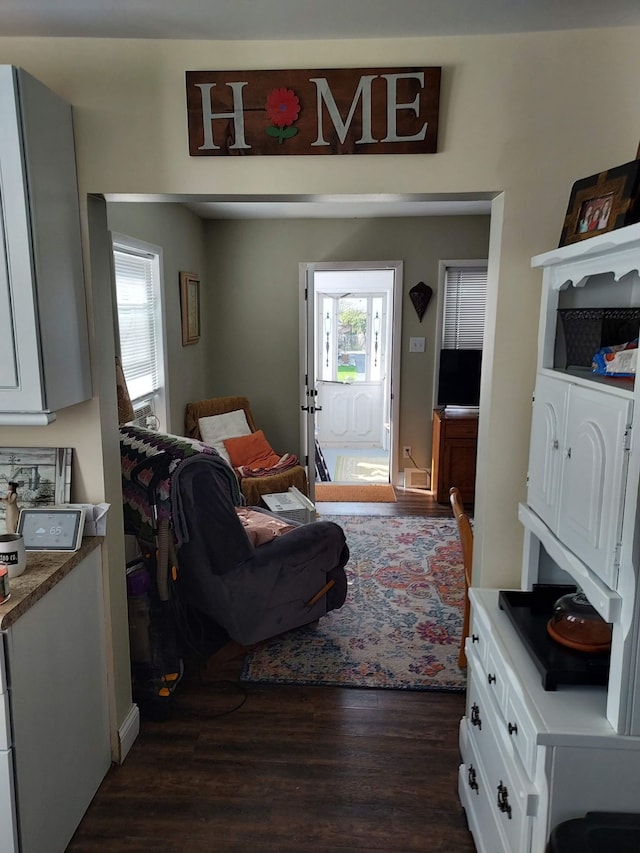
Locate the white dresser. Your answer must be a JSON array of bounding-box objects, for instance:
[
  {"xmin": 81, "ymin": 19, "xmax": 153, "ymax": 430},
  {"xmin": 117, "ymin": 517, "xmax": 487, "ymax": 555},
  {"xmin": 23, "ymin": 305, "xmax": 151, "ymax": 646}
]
[{"xmin": 459, "ymin": 224, "xmax": 640, "ymax": 852}]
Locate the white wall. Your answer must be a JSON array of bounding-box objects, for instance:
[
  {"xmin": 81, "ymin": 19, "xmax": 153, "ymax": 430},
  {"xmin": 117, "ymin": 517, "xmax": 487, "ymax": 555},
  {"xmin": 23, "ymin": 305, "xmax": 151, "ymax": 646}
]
[{"xmin": 0, "ymin": 28, "xmax": 638, "ymax": 733}]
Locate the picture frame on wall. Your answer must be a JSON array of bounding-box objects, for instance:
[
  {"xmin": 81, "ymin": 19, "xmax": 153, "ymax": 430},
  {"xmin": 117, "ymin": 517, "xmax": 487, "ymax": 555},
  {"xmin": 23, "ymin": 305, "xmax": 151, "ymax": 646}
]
[
  {"xmin": 0, "ymin": 447, "xmax": 72, "ymax": 534},
  {"xmin": 180, "ymin": 271, "xmax": 201, "ymax": 345},
  {"xmin": 559, "ymin": 159, "xmax": 640, "ymax": 247}
]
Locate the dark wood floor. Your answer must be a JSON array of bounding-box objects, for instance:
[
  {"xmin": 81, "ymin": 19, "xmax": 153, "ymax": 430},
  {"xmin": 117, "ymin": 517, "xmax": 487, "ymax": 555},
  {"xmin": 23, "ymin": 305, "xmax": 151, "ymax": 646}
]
[{"xmin": 68, "ymin": 488, "xmax": 475, "ymax": 853}]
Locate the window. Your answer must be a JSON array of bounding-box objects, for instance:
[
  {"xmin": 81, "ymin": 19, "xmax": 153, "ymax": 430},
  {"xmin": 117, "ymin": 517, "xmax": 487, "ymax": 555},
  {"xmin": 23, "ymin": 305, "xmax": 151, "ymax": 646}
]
[
  {"xmin": 442, "ymin": 264, "xmax": 488, "ymax": 349},
  {"xmin": 435, "ymin": 262, "xmax": 488, "ymax": 408},
  {"xmin": 112, "ymin": 234, "xmax": 168, "ymax": 431},
  {"xmin": 319, "ymin": 294, "xmax": 386, "ymax": 382}
]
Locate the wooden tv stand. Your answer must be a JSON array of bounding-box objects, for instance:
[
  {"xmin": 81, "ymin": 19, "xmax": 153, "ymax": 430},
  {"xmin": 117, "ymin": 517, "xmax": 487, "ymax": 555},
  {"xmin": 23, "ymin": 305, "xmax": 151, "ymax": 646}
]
[{"xmin": 430, "ymin": 408, "xmax": 478, "ymax": 504}]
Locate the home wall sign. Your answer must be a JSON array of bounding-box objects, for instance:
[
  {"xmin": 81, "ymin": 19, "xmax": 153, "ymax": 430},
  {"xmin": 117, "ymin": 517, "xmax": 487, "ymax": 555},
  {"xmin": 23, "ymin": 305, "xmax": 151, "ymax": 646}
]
[{"xmin": 186, "ymin": 67, "xmax": 441, "ymax": 156}]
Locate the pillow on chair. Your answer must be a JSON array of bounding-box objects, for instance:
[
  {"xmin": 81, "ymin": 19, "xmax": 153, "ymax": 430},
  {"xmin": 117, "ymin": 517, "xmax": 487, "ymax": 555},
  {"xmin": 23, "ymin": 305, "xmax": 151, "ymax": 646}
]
[
  {"xmin": 198, "ymin": 410, "xmax": 251, "ymax": 462},
  {"xmin": 224, "ymin": 430, "xmax": 281, "ymax": 470}
]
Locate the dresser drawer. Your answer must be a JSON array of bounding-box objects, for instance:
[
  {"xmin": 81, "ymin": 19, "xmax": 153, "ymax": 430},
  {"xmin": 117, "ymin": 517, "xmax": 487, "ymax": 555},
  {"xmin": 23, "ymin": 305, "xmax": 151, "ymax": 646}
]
[
  {"xmin": 485, "ymin": 641, "xmax": 508, "ymax": 710},
  {"xmin": 463, "ymin": 707, "xmax": 536, "ymax": 853},
  {"xmin": 504, "ymin": 683, "xmax": 538, "ymax": 775},
  {"xmin": 459, "ymin": 719, "xmax": 507, "ymax": 853},
  {"xmin": 443, "ymin": 418, "xmax": 478, "ymax": 439},
  {"xmin": 465, "ymin": 670, "xmax": 496, "ymax": 768},
  {"xmin": 468, "ymin": 606, "xmax": 490, "ymax": 668}
]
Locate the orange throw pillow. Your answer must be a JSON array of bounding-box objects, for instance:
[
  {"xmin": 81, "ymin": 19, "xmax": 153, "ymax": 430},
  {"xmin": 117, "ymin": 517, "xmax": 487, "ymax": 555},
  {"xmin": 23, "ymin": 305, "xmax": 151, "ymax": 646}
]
[{"xmin": 223, "ymin": 430, "xmax": 281, "ymax": 469}]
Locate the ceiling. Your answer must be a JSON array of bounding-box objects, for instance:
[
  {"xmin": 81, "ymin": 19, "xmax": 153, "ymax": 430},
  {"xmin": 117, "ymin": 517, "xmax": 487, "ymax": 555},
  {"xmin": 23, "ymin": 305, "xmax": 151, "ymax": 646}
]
[
  {"xmin": 1, "ymin": 0, "xmax": 639, "ymax": 41},
  {"xmin": 48, "ymin": 1, "xmax": 637, "ymax": 220}
]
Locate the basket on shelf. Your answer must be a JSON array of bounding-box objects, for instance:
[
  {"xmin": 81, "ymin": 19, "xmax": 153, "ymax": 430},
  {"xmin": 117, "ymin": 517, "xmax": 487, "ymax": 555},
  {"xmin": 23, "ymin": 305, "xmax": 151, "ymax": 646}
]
[{"xmin": 556, "ymin": 307, "xmax": 640, "ymax": 369}]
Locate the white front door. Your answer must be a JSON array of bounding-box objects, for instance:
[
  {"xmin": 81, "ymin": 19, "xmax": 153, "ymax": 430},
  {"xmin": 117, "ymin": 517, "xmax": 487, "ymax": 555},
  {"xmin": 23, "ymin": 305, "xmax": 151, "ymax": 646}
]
[
  {"xmin": 299, "ymin": 262, "xmax": 402, "ymax": 496},
  {"xmin": 316, "ymin": 381, "xmax": 384, "ymax": 447}
]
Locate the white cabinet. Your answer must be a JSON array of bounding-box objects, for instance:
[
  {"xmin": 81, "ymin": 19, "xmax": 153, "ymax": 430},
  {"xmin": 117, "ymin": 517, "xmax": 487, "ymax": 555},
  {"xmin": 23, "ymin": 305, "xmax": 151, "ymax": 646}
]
[
  {"xmin": 3, "ymin": 546, "xmax": 111, "ymax": 853},
  {"xmin": 0, "ymin": 642, "xmax": 17, "ymax": 853},
  {"xmin": 528, "ymin": 373, "xmax": 631, "ymax": 588},
  {"xmin": 526, "ymin": 372, "xmax": 567, "ymax": 526},
  {"xmin": 459, "ymin": 590, "xmax": 640, "ymax": 853},
  {"xmin": 0, "ymin": 65, "xmax": 91, "ymax": 425},
  {"xmin": 459, "ymin": 224, "xmax": 640, "ymax": 851}
]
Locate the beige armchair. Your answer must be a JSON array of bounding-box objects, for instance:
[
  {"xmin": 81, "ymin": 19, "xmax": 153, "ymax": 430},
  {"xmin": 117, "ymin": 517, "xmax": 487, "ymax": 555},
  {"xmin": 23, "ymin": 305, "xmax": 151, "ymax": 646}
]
[{"xmin": 184, "ymin": 395, "xmax": 308, "ymax": 506}]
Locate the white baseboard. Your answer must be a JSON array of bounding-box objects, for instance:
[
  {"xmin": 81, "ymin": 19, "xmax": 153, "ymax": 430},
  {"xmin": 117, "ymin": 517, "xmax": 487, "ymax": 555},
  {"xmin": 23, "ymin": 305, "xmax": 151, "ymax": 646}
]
[{"xmin": 117, "ymin": 703, "xmax": 140, "ymax": 764}]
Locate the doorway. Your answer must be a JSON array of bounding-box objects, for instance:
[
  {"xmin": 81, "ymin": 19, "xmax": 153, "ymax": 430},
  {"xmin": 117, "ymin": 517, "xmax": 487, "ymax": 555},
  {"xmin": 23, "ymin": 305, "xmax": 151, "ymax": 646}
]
[{"xmin": 300, "ymin": 262, "xmax": 403, "ymax": 497}]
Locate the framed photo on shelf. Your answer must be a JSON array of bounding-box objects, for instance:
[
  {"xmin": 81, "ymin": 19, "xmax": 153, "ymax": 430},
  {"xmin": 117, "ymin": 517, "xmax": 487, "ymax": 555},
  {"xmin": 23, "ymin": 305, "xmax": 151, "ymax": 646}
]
[
  {"xmin": 179, "ymin": 271, "xmax": 201, "ymax": 345},
  {"xmin": 559, "ymin": 159, "xmax": 640, "ymax": 247}
]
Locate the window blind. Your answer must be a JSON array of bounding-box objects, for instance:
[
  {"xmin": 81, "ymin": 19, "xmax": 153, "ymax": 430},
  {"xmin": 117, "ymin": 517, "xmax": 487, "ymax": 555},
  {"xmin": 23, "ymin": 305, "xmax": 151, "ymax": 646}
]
[
  {"xmin": 114, "ymin": 248, "xmax": 159, "ymax": 402},
  {"xmin": 442, "ymin": 266, "xmax": 488, "ymax": 349}
]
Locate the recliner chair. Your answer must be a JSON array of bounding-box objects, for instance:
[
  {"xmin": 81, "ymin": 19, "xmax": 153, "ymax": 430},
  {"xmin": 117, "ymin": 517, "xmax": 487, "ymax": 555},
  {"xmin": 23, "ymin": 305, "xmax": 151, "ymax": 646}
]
[
  {"xmin": 120, "ymin": 424, "xmax": 348, "ymax": 648},
  {"xmin": 170, "ymin": 452, "xmax": 348, "ymax": 645}
]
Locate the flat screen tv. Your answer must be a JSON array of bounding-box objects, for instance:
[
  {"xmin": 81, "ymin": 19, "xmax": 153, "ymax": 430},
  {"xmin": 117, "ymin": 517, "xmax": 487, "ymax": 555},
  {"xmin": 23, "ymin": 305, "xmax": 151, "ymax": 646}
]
[{"xmin": 437, "ymin": 349, "xmax": 482, "ymax": 408}]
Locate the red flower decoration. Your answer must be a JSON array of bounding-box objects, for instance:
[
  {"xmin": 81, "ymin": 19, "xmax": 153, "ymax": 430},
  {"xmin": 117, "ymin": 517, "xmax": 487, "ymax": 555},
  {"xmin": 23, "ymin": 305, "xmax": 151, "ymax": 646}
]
[{"xmin": 265, "ymin": 87, "xmax": 300, "ymax": 127}]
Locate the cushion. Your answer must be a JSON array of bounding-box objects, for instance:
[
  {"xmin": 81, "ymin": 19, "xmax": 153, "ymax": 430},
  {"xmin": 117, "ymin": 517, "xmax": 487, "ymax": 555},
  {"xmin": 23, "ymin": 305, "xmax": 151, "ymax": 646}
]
[
  {"xmin": 235, "ymin": 507, "xmax": 295, "ymax": 546},
  {"xmin": 198, "ymin": 409, "xmax": 251, "ymax": 462},
  {"xmin": 223, "ymin": 430, "xmax": 281, "ymax": 470}
]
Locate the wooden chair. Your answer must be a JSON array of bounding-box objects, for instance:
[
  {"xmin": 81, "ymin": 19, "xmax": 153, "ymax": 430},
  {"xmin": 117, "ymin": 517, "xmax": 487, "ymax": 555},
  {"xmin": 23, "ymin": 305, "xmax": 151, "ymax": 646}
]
[
  {"xmin": 184, "ymin": 395, "xmax": 308, "ymax": 505},
  {"xmin": 449, "ymin": 486, "xmax": 473, "ymax": 669}
]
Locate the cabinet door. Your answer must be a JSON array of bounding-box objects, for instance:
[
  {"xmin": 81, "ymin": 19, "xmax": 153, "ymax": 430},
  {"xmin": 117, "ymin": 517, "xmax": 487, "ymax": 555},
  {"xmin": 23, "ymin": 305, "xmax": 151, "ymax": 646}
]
[
  {"xmin": 442, "ymin": 439, "xmax": 477, "ymax": 503},
  {"xmin": 0, "ymin": 66, "xmax": 91, "ymax": 420},
  {"xmin": 0, "ymin": 66, "xmax": 43, "ymax": 410},
  {"xmin": 527, "ymin": 374, "xmax": 567, "ymax": 531},
  {"xmin": 558, "ymin": 386, "xmax": 631, "ymax": 588},
  {"xmin": 6, "ymin": 548, "xmax": 111, "ymax": 853}
]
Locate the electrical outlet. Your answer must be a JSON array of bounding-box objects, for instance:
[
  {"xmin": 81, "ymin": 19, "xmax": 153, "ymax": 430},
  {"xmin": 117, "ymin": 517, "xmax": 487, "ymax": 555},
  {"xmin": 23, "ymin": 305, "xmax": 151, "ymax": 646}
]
[{"xmin": 403, "ymin": 446, "xmax": 411, "ymax": 458}]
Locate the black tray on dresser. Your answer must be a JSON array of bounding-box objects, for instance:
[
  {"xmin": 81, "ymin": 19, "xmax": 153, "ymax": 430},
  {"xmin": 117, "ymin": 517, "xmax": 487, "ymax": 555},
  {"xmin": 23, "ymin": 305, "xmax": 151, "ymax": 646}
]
[{"xmin": 498, "ymin": 585, "xmax": 610, "ymax": 691}]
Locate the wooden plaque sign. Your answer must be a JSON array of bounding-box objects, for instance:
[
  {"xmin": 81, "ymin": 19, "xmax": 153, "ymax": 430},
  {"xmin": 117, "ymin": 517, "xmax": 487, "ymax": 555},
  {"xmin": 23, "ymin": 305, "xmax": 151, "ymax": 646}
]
[{"xmin": 186, "ymin": 67, "xmax": 441, "ymax": 156}]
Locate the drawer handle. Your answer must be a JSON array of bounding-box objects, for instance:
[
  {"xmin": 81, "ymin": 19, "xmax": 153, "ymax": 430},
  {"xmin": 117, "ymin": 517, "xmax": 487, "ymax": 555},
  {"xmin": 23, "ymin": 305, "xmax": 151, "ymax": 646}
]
[
  {"xmin": 497, "ymin": 781, "xmax": 512, "ymax": 820},
  {"xmin": 487, "ymin": 673, "xmax": 496, "ymax": 685},
  {"xmin": 508, "ymin": 721, "xmax": 518, "ymax": 736},
  {"xmin": 470, "ymin": 703, "xmax": 482, "ymax": 730},
  {"xmin": 471, "ymin": 634, "xmax": 479, "ymax": 644},
  {"xmin": 467, "ymin": 765, "xmax": 479, "ymax": 794}
]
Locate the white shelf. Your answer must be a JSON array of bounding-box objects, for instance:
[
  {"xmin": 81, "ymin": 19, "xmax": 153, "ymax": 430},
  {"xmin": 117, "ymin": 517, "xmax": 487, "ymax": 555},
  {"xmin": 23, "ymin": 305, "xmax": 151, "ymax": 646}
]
[
  {"xmin": 518, "ymin": 502, "xmax": 622, "ymax": 622},
  {"xmin": 532, "ymin": 223, "xmax": 640, "ymax": 269},
  {"xmin": 538, "ymin": 366, "xmax": 635, "ymax": 399}
]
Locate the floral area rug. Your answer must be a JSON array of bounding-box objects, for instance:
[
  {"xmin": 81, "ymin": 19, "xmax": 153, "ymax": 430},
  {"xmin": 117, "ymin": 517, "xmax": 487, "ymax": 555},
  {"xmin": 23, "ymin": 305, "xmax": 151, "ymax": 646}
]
[{"xmin": 240, "ymin": 515, "xmax": 466, "ymax": 692}]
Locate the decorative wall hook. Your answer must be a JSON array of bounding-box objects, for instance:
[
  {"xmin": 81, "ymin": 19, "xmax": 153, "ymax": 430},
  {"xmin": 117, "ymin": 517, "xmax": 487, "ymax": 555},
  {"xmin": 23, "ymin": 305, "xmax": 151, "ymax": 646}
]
[{"xmin": 409, "ymin": 281, "xmax": 433, "ymax": 323}]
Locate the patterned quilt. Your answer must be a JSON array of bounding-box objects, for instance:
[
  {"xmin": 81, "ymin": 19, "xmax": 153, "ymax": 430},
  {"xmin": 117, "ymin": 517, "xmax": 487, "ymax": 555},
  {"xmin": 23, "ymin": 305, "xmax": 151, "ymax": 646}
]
[{"xmin": 119, "ymin": 424, "xmax": 241, "ymax": 540}]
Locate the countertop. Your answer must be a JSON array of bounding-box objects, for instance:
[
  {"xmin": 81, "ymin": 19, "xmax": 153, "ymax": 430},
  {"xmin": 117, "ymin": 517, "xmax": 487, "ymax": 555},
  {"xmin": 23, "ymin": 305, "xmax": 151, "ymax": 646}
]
[{"xmin": 0, "ymin": 537, "xmax": 103, "ymax": 629}]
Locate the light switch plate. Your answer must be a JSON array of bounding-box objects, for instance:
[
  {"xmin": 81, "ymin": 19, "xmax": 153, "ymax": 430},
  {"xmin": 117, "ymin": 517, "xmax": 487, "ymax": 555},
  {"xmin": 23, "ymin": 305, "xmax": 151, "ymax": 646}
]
[{"xmin": 409, "ymin": 337, "xmax": 426, "ymax": 352}]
